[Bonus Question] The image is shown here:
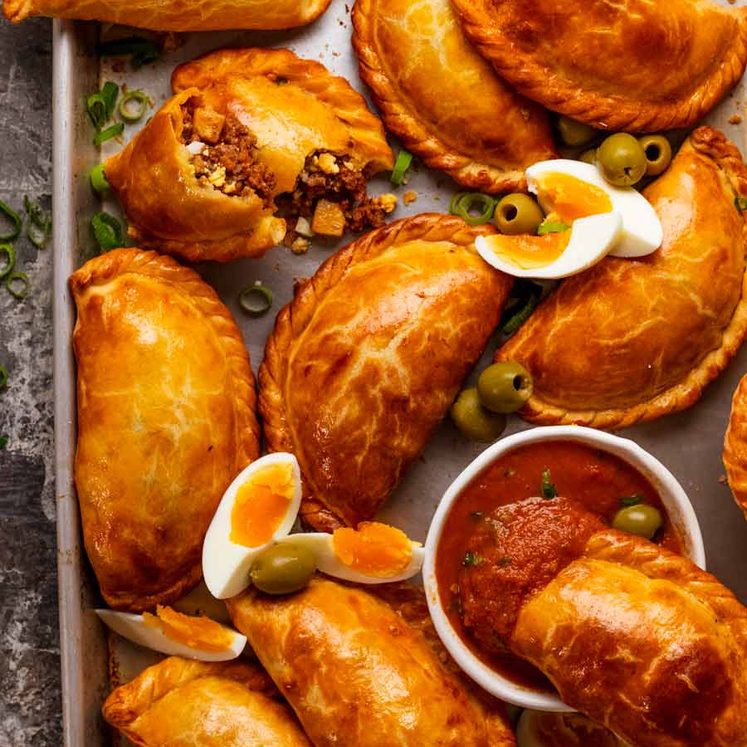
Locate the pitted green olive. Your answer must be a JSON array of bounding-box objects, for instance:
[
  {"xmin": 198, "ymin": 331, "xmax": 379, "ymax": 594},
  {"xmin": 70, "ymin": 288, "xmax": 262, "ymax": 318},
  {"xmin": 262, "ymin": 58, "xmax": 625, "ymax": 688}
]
[{"xmin": 249, "ymin": 542, "xmax": 317, "ymax": 595}]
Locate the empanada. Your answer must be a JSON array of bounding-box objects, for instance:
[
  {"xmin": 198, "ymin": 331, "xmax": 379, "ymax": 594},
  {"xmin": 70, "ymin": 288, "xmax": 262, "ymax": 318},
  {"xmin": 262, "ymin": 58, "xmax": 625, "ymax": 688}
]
[
  {"xmin": 227, "ymin": 578, "xmax": 515, "ymax": 746},
  {"xmin": 723, "ymin": 374, "xmax": 747, "ymax": 521},
  {"xmin": 70, "ymin": 249, "xmax": 259, "ymax": 611},
  {"xmin": 103, "ymin": 657, "xmax": 311, "ymax": 746},
  {"xmin": 259, "ymin": 214, "xmax": 512, "ymax": 531},
  {"xmin": 352, "ymin": 0, "xmax": 555, "ymax": 192},
  {"xmin": 451, "ymin": 0, "xmax": 747, "ymax": 132},
  {"xmin": 106, "ymin": 48, "xmax": 394, "ymax": 263},
  {"xmin": 4, "ymin": 0, "xmax": 331, "ymax": 31},
  {"xmin": 496, "ymin": 127, "xmax": 747, "ymax": 429},
  {"xmin": 458, "ymin": 497, "xmax": 747, "ymax": 745}
]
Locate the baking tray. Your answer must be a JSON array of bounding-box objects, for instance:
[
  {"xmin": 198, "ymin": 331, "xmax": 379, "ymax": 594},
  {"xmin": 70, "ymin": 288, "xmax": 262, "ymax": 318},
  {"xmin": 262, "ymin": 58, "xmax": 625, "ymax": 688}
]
[{"xmin": 53, "ymin": 3, "xmax": 747, "ymax": 744}]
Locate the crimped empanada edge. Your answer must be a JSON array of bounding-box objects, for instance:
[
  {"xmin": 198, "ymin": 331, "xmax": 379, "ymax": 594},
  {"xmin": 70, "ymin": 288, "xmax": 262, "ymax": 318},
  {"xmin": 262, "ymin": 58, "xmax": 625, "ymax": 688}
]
[{"xmin": 723, "ymin": 374, "xmax": 747, "ymax": 522}]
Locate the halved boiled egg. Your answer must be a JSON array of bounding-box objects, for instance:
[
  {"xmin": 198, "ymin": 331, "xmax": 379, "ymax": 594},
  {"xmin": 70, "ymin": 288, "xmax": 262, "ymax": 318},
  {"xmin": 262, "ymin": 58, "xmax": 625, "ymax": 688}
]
[
  {"xmin": 517, "ymin": 709, "xmax": 629, "ymax": 747},
  {"xmin": 279, "ymin": 521, "xmax": 425, "ymax": 584},
  {"xmin": 202, "ymin": 452, "xmax": 302, "ymax": 599},
  {"xmin": 526, "ymin": 159, "xmax": 662, "ymax": 258},
  {"xmin": 96, "ymin": 605, "xmax": 246, "ymax": 661}
]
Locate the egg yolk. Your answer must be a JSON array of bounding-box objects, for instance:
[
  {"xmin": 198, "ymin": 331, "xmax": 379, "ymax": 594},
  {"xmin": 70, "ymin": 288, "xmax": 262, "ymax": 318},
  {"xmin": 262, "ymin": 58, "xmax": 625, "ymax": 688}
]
[
  {"xmin": 485, "ymin": 231, "xmax": 571, "ymax": 270},
  {"xmin": 143, "ymin": 605, "xmax": 235, "ymax": 652},
  {"xmin": 332, "ymin": 522, "xmax": 416, "ymax": 577},
  {"xmin": 230, "ymin": 463, "xmax": 295, "ymax": 548},
  {"xmin": 535, "ymin": 173, "xmax": 613, "ymax": 223}
]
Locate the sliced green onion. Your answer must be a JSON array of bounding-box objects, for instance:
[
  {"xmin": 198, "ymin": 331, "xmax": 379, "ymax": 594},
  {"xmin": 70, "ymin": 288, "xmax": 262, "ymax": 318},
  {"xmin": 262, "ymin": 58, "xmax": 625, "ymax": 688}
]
[
  {"xmin": 449, "ymin": 192, "xmax": 496, "ymax": 225},
  {"xmin": 86, "ymin": 81, "xmax": 119, "ymax": 130},
  {"xmin": 6, "ymin": 271, "xmax": 30, "ymax": 299},
  {"xmin": 90, "ymin": 164, "xmax": 110, "ymax": 193},
  {"xmin": 390, "ymin": 150, "xmax": 413, "ymax": 186},
  {"xmin": 23, "ymin": 196, "xmax": 52, "ymax": 249},
  {"xmin": 620, "ymin": 495, "xmax": 644, "ymax": 507},
  {"xmin": 537, "ymin": 220, "xmax": 570, "ymax": 236},
  {"xmin": 94, "ymin": 122, "xmax": 124, "ymax": 146},
  {"xmin": 0, "ymin": 201, "xmax": 22, "ymax": 241},
  {"xmin": 736, "ymin": 196, "xmax": 747, "ymax": 212},
  {"xmin": 502, "ymin": 288, "xmax": 541, "ymax": 337},
  {"xmin": 91, "ymin": 212, "xmax": 124, "ymax": 252},
  {"xmin": 239, "ymin": 283, "xmax": 273, "ymax": 317},
  {"xmin": 97, "ymin": 37, "xmax": 161, "ymax": 69},
  {"xmin": 541, "ymin": 468, "xmax": 557, "ymax": 499},
  {"xmin": 118, "ymin": 90, "xmax": 150, "ymax": 123},
  {"xmin": 0, "ymin": 365, "xmax": 7, "ymax": 390},
  {"xmin": 462, "ymin": 551, "xmax": 483, "ymax": 567},
  {"xmin": 0, "ymin": 243, "xmax": 15, "ymax": 280},
  {"xmin": 0, "ymin": 435, "xmax": 8, "ymax": 449}
]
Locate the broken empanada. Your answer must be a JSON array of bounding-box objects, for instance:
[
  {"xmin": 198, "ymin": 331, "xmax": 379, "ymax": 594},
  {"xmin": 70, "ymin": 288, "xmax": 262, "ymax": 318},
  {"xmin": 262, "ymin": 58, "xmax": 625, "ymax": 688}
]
[
  {"xmin": 4, "ymin": 0, "xmax": 331, "ymax": 31},
  {"xmin": 452, "ymin": 0, "xmax": 747, "ymax": 132},
  {"xmin": 723, "ymin": 374, "xmax": 747, "ymax": 521},
  {"xmin": 496, "ymin": 127, "xmax": 747, "ymax": 430},
  {"xmin": 103, "ymin": 657, "xmax": 311, "ymax": 745},
  {"xmin": 105, "ymin": 48, "xmax": 394, "ymax": 263},
  {"xmin": 259, "ymin": 214, "xmax": 512, "ymax": 531},
  {"xmin": 352, "ymin": 0, "xmax": 555, "ymax": 192},
  {"xmin": 70, "ymin": 249, "xmax": 259, "ymax": 611}
]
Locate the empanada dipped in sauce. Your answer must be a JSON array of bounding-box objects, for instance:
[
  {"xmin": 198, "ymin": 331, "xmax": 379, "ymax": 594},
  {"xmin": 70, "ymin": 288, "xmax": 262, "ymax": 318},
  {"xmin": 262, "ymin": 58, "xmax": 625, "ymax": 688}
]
[
  {"xmin": 260, "ymin": 214, "xmax": 513, "ymax": 531},
  {"xmin": 458, "ymin": 498, "xmax": 747, "ymax": 745},
  {"xmin": 70, "ymin": 249, "xmax": 259, "ymax": 611},
  {"xmin": 227, "ymin": 578, "xmax": 515, "ymax": 747},
  {"xmin": 451, "ymin": 0, "xmax": 747, "ymax": 132},
  {"xmin": 496, "ymin": 127, "xmax": 747, "ymax": 430},
  {"xmin": 723, "ymin": 374, "xmax": 747, "ymax": 521},
  {"xmin": 106, "ymin": 48, "xmax": 394, "ymax": 263},
  {"xmin": 352, "ymin": 0, "xmax": 555, "ymax": 192},
  {"xmin": 4, "ymin": 0, "xmax": 331, "ymax": 32},
  {"xmin": 103, "ymin": 657, "xmax": 311, "ymax": 746}
]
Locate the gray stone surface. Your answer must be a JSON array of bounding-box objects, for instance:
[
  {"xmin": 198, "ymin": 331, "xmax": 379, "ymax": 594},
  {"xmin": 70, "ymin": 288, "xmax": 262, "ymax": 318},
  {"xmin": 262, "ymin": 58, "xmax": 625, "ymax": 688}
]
[{"xmin": 0, "ymin": 15, "xmax": 61, "ymax": 747}]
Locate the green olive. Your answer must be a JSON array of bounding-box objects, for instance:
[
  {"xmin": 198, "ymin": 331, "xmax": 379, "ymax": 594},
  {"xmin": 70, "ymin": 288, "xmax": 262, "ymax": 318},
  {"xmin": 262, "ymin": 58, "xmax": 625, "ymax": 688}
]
[
  {"xmin": 597, "ymin": 133, "xmax": 647, "ymax": 187},
  {"xmin": 557, "ymin": 116, "xmax": 597, "ymax": 147},
  {"xmin": 612, "ymin": 504, "xmax": 663, "ymax": 540},
  {"xmin": 494, "ymin": 194, "xmax": 545, "ymax": 235},
  {"xmin": 249, "ymin": 542, "xmax": 317, "ymax": 595},
  {"xmin": 477, "ymin": 361, "xmax": 533, "ymax": 414},
  {"xmin": 638, "ymin": 134, "xmax": 673, "ymax": 177},
  {"xmin": 451, "ymin": 388, "xmax": 507, "ymax": 442},
  {"xmin": 579, "ymin": 148, "xmax": 597, "ymax": 165}
]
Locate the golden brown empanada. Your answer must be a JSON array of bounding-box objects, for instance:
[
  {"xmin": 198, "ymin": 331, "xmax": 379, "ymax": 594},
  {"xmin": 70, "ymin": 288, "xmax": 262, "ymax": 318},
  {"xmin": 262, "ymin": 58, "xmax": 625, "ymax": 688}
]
[
  {"xmin": 227, "ymin": 578, "xmax": 515, "ymax": 746},
  {"xmin": 70, "ymin": 249, "xmax": 259, "ymax": 611},
  {"xmin": 496, "ymin": 127, "xmax": 747, "ymax": 429},
  {"xmin": 451, "ymin": 0, "xmax": 747, "ymax": 132},
  {"xmin": 458, "ymin": 497, "xmax": 747, "ymax": 746},
  {"xmin": 106, "ymin": 48, "xmax": 394, "ymax": 263},
  {"xmin": 103, "ymin": 657, "xmax": 311, "ymax": 746},
  {"xmin": 723, "ymin": 374, "xmax": 747, "ymax": 521},
  {"xmin": 4, "ymin": 0, "xmax": 331, "ymax": 31},
  {"xmin": 352, "ymin": 0, "xmax": 555, "ymax": 192},
  {"xmin": 260, "ymin": 214, "xmax": 512, "ymax": 531}
]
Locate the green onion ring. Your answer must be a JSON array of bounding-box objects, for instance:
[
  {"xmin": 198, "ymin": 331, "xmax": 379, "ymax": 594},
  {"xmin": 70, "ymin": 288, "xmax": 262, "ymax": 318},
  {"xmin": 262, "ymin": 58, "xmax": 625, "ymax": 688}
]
[
  {"xmin": 541, "ymin": 468, "xmax": 557, "ymax": 499},
  {"xmin": 390, "ymin": 150, "xmax": 413, "ymax": 187},
  {"xmin": 537, "ymin": 220, "xmax": 570, "ymax": 236},
  {"xmin": 91, "ymin": 212, "xmax": 124, "ymax": 252},
  {"xmin": 90, "ymin": 164, "xmax": 110, "ymax": 193},
  {"xmin": 86, "ymin": 92, "xmax": 109, "ymax": 130},
  {"xmin": 449, "ymin": 192, "xmax": 496, "ymax": 225},
  {"xmin": 6, "ymin": 271, "xmax": 30, "ymax": 300},
  {"xmin": 0, "ymin": 243, "xmax": 15, "ymax": 280},
  {"xmin": 239, "ymin": 283, "xmax": 273, "ymax": 317},
  {"xmin": 0, "ymin": 365, "xmax": 7, "ymax": 391},
  {"xmin": 118, "ymin": 90, "xmax": 150, "ymax": 123},
  {"xmin": 502, "ymin": 290, "xmax": 540, "ymax": 337},
  {"xmin": 0, "ymin": 201, "xmax": 22, "ymax": 241},
  {"xmin": 23, "ymin": 196, "xmax": 52, "ymax": 249},
  {"xmin": 94, "ymin": 122, "xmax": 125, "ymax": 146}
]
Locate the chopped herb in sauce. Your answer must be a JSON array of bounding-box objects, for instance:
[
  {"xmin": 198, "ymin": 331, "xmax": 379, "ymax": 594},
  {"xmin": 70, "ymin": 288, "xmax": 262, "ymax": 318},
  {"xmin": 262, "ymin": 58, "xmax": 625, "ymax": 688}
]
[
  {"xmin": 470, "ymin": 511, "xmax": 484, "ymax": 521},
  {"xmin": 462, "ymin": 551, "xmax": 483, "ymax": 567},
  {"xmin": 498, "ymin": 556, "xmax": 512, "ymax": 567},
  {"xmin": 541, "ymin": 468, "xmax": 557, "ymax": 499},
  {"xmin": 620, "ymin": 494, "xmax": 644, "ymax": 507}
]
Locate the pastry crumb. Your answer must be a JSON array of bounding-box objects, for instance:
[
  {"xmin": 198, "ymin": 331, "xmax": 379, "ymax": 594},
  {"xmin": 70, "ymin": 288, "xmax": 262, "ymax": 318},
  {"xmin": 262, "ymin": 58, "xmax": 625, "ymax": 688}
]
[
  {"xmin": 403, "ymin": 190, "xmax": 417, "ymax": 205},
  {"xmin": 290, "ymin": 237, "xmax": 311, "ymax": 254},
  {"xmin": 729, "ymin": 114, "xmax": 743, "ymax": 125},
  {"xmin": 377, "ymin": 193, "xmax": 398, "ymax": 213},
  {"xmin": 719, "ymin": 474, "xmax": 728, "ymax": 485}
]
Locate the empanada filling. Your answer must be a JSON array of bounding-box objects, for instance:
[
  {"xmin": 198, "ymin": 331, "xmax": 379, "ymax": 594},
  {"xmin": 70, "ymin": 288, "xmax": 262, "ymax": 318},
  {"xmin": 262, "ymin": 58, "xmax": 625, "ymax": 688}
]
[{"xmin": 180, "ymin": 102, "xmax": 276, "ymax": 205}]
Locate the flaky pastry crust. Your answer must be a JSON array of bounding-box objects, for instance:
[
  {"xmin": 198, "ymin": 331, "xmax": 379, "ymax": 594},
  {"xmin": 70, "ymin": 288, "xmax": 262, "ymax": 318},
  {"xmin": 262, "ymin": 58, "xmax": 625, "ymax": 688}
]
[
  {"xmin": 723, "ymin": 374, "xmax": 747, "ymax": 521},
  {"xmin": 103, "ymin": 657, "xmax": 311, "ymax": 746},
  {"xmin": 352, "ymin": 0, "xmax": 555, "ymax": 192},
  {"xmin": 496, "ymin": 127, "xmax": 747, "ymax": 429},
  {"xmin": 70, "ymin": 249, "xmax": 259, "ymax": 611},
  {"xmin": 3, "ymin": 0, "xmax": 331, "ymax": 31},
  {"xmin": 227, "ymin": 578, "xmax": 515, "ymax": 746},
  {"xmin": 451, "ymin": 0, "xmax": 747, "ymax": 132},
  {"xmin": 259, "ymin": 214, "xmax": 512, "ymax": 531}
]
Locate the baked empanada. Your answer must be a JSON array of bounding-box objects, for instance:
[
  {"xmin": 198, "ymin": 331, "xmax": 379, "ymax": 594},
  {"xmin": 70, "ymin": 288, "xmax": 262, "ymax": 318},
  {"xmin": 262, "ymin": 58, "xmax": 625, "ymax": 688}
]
[
  {"xmin": 70, "ymin": 249, "xmax": 259, "ymax": 611},
  {"xmin": 458, "ymin": 497, "xmax": 747, "ymax": 746},
  {"xmin": 105, "ymin": 48, "xmax": 394, "ymax": 263},
  {"xmin": 451, "ymin": 0, "xmax": 747, "ymax": 132},
  {"xmin": 103, "ymin": 657, "xmax": 311, "ymax": 746},
  {"xmin": 227, "ymin": 578, "xmax": 515, "ymax": 746},
  {"xmin": 4, "ymin": 0, "xmax": 331, "ymax": 31},
  {"xmin": 352, "ymin": 0, "xmax": 555, "ymax": 192},
  {"xmin": 496, "ymin": 127, "xmax": 747, "ymax": 429},
  {"xmin": 260, "ymin": 214, "xmax": 512, "ymax": 531},
  {"xmin": 723, "ymin": 374, "xmax": 747, "ymax": 521}
]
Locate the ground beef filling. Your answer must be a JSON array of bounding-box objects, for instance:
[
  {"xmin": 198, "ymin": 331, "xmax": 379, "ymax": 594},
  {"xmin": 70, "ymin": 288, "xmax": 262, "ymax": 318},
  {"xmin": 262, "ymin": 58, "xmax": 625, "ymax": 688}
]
[{"xmin": 180, "ymin": 103, "xmax": 275, "ymax": 205}]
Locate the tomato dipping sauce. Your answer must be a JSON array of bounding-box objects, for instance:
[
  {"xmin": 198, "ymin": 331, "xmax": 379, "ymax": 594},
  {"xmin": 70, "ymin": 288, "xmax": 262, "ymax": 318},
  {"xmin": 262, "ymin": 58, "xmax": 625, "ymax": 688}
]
[{"xmin": 435, "ymin": 439, "xmax": 683, "ymax": 694}]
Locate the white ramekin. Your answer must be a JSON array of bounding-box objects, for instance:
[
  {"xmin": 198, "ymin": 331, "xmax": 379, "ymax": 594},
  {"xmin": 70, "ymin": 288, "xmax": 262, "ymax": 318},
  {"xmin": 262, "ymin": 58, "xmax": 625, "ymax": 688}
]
[{"xmin": 423, "ymin": 425, "xmax": 705, "ymax": 712}]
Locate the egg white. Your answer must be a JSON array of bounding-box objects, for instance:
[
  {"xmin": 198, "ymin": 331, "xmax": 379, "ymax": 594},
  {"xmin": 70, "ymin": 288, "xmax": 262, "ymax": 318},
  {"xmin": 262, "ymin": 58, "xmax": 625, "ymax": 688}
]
[
  {"xmin": 95, "ymin": 609, "xmax": 246, "ymax": 661},
  {"xmin": 526, "ymin": 159, "xmax": 662, "ymax": 258},
  {"xmin": 202, "ymin": 452, "xmax": 302, "ymax": 600}
]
